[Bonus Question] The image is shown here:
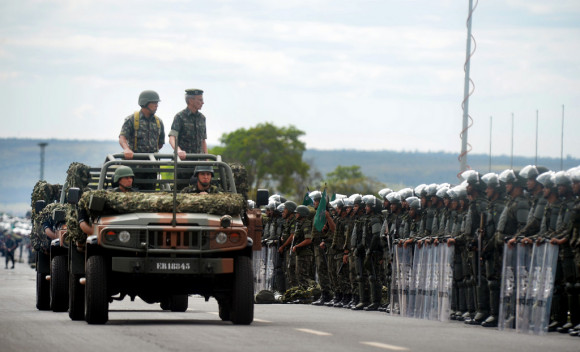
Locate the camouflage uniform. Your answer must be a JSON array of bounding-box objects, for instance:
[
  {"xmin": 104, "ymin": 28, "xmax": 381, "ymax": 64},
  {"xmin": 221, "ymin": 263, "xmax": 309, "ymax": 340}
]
[
  {"xmin": 294, "ymin": 217, "xmax": 314, "ymax": 289},
  {"xmin": 330, "ymin": 210, "xmax": 351, "ymax": 306},
  {"xmin": 180, "ymin": 184, "xmax": 220, "ymax": 194},
  {"xmin": 119, "ymin": 111, "xmax": 165, "ymax": 190},
  {"xmin": 311, "ymin": 209, "xmax": 333, "ymax": 302},
  {"xmin": 281, "ymin": 216, "xmax": 297, "ymax": 288},
  {"xmin": 168, "ymin": 108, "xmax": 207, "ymax": 154}
]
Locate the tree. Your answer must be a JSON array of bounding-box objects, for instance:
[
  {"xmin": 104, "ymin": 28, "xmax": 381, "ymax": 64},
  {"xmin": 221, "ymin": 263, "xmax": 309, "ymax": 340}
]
[
  {"xmin": 216, "ymin": 123, "xmax": 310, "ymax": 196},
  {"xmin": 325, "ymin": 165, "xmax": 385, "ymax": 196}
]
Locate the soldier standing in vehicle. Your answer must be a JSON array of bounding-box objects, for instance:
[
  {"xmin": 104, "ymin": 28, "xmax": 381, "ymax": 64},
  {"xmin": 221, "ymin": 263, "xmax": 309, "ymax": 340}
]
[{"xmin": 118, "ymin": 90, "xmax": 165, "ymax": 190}]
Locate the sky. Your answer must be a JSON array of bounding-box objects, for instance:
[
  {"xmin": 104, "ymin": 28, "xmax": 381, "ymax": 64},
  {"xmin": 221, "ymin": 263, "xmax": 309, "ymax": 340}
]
[{"xmin": 1, "ymin": 0, "xmax": 579, "ymax": 161}]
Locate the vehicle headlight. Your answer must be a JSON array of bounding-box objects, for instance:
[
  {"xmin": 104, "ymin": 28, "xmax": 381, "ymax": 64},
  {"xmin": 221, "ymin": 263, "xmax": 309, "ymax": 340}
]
[
  {"xmin": 118, "ymin": 231, "xmax": 131, "ymax": 243},
  {"xmin": 215, "ymin": 232, "xmax": 228, "ymax": 244}
]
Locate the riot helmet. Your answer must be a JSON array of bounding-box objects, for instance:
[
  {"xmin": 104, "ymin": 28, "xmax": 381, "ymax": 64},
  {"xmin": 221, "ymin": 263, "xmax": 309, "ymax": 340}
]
[
  {"xmin": 398, "ymin": 188, "xmax": 413, "ymax": 200},
  {"xmin": 378, "ymin": 188, "xmax": 393, "ymax": 200},
  {"xmin": 309, "ymin": 190, "xmax": 322, "ymax": 202}
]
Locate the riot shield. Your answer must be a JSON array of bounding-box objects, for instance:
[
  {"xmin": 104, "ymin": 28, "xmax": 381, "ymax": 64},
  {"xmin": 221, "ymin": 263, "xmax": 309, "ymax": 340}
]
[
  {"xmin": 428, "ymin": 243, "xmax": 441, "ymax": 321},
  {"xmin": 498, "ymin": 243, "xmax": 516, "ymax": 330},
  {"xmin": 438, "ymin": 242, "xmax": 454, "ymax": 322},
  {"xmin": 531, "ymin": 243, "xmax": 558, "ymax": 335},
  {"xmin": 390, "ymin": 245, "xmax": 401, "ymax": 315},
  {"xmin": 253, "ymin": 249, "xmax": 264, "ymax": 293},
  {"xmin": 422, "ymin": 243, "xmax": 434, "ymax": 319},
  {"xmin": 515, "ymin": 242, "xmax": 532, "ymax": 333},
  {"xmin": 414, "ymin": 244, "xmax": 428, "ymax": 318},
  {"xmin": 402, "ymin": 246, "xmax": 413, "ymax": 317},
  {"xmin": 408, "ymin": 243, "xmax": 422, "ymax": 318},
  {"xmin": 265, "ymin": 242, "xmax": 276, "ymax": 291}
]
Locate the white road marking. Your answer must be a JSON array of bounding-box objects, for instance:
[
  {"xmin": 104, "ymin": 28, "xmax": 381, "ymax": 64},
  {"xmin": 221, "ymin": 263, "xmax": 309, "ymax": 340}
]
[
  {"xmin": 360, "ymin": 341, "xmax": 410, "ymax": 351},
  {"xmin": 295, "ymin": 328, "xmax": 332, "ymax": 336}
]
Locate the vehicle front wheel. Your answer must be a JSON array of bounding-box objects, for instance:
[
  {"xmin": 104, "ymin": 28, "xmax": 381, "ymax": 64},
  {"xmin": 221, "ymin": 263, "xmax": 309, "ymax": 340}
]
[
  {"xmin": 36, "ymin": 272, "xmax": 50, "ymax": 311},
  {"xmin": 85, "ymin": 255, "xmax": 108, "ymax": 324},
  {"xmin": 50, "ymin": 255, "xmax": 69, "ymax": 312},
  {"xmin": 230, "ymin": 256, "xmax": 254, "ymax": 325},
  {"xmin": 69, "ymin": 272, "xmax": 85, "ymax": 321}
]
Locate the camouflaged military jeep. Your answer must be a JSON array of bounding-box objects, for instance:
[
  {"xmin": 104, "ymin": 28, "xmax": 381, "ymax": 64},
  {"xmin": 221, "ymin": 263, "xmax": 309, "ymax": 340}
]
[{"xmin": 67, "ymin": 153, "xmax": 267, "ymax": 325}]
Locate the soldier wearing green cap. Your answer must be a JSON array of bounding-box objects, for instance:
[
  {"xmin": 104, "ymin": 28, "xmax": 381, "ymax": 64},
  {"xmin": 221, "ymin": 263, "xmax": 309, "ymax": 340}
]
[{"xmin": 169, "ymin": 88, "xmax": 208, "ymax": 158}]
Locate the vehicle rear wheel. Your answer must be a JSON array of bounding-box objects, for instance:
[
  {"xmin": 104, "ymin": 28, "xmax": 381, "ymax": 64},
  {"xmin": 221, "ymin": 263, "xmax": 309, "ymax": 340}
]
[
  {"xmin": 85, "ymin": 255, "xmax": 108, "ymax": 324},
  {"xmin": 170, "ymin": 295, "xmax": 188, "ymax": 312},
  {"xmin": 36, "ymin": 271, "xmax": 50, "ymax": 311},
  {"xmin": 50, "ymin": 255, "xmax": 69, "ymax": 312},
  {"xmin": 230, "ymin": 256, "xmax": 254, "ymax": 325},
  {"xmin": 218, "ymin": 300, "xmax": 231, "ymax": 321},
  {"xmin": 69, "ymin": 272, "xmax": 85, "ymax": 320}
]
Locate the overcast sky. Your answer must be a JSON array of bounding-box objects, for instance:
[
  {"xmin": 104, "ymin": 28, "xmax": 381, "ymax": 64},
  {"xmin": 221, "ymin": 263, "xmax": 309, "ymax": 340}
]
[{"xmin": 1, "ymin": 0, "xmax": 579, "ymax": 161}]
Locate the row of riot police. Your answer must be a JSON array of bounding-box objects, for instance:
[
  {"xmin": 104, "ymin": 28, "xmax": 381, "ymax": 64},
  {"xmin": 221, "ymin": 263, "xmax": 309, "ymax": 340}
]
[{"xmin": 255, "ymin": 165, "xmax": 580, "ymax": 335}]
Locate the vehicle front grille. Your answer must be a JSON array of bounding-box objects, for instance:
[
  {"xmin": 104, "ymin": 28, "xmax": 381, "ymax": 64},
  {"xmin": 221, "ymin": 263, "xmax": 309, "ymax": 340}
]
[{"xmin": 148, "ymin": 230, "xmax": 208, "ymax": 249}]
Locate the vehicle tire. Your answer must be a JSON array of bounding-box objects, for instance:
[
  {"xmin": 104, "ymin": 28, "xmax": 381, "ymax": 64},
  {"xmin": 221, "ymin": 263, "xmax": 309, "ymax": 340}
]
[
  {"xmin": 160, "ymin": 297, "xmax": 171, "ymax": 310},
  {"xmin": 230, "ymin": 256, "xmax": 254, "ymax": 325},
  {"xmin": 85, "ymin": 255, "xmax": 108, "ymax": 324},
  {"xmin": 218, "ymin": 300, "xmax": 231, "ymax": 321},
  {"xmin": 50, "ymin": 255, "xmax": 69, "ymax": 312},
  {"xmin": 69, "ymin": 272, "xmax": 85, "ymax": 321},
  {"xmin": 36, "ymin": 271, "xmax": 50, "ymax": 311},
  {"xmin": 170, "ymin": 295, "xmax": 188, "ymax": 312}
]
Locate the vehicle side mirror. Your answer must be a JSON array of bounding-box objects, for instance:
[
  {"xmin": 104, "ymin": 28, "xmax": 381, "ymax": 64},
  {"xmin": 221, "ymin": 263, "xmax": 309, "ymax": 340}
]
[
  {"xmin": 255, "ymin": 189, "xmax": 269, "ymax": 207},
  {"xmin": 52, "ymin": 209, "xmax": 66, "ymax": 224},
  {"xmin": 35, "ymin": 200, "xmax": 46, "ymax": 213},
  {"xmin": 89, "ymin": 194, "xmax": 105, "ymax": 212},
  {"xmin": 68, "ymin": 188, "xmax": 81, "ymax": 205}
]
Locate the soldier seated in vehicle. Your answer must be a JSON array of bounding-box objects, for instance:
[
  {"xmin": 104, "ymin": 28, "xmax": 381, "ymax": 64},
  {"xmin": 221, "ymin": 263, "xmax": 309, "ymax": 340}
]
[
  {"xmin": 112, "ymin": 166, "xmax": 136, "ymax": 193},
  {"xmin": 181, "ymin": 166, "xmax": 221, "ymax": 194}
]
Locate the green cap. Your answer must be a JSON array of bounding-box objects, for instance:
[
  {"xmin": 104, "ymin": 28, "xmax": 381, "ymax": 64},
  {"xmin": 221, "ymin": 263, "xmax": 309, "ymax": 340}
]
[{"xmin": 185, "ymin": 89, "xmax": 204, "ymax": 96}]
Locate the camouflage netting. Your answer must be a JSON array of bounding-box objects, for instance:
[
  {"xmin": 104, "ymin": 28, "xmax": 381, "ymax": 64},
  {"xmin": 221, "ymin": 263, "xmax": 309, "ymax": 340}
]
[
  {"xmin": 254, "ymin": 290, "xmax": 281, "ymax": 304},
  {"xmin": 30, "ymin": 181, "xmax": 62, "ymax": 251},
  {"xmin": 31, "ymin": 202, "xmax": 69, "ymax": 251},
  {"xmin": 281, "ymin": 281, "xmax": 321, "ymax": 304},
  {"xmin": 65, "ymin": 204, "xmax": 83, "ymax": 244},
  {"xmin": 228, "ymin": 162, "xmax": 248, "ymax": 197},
  {"xmin": 78, "ymin": 190, "xmax": 246, "ymax": 217},
  {"xmin": 65, "ymin": 162, "xmax": 92, "ymax": 195}
]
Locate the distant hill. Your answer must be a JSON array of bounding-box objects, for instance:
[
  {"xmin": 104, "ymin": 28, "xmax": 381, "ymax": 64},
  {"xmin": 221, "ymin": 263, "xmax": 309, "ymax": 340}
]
[{"xmin": 1, "ymin": 138, "xmax": 578, "ymax": 216}]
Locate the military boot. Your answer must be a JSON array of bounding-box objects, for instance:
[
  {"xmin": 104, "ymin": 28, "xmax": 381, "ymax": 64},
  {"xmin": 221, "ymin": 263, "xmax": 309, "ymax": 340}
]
[
  {"xmin": 326, "ymin": 292, "xmax": 341, "ymax": 307},
  {"xmin": 364, "ymin": 302, "xmax": 380, "ymax": 311},
  {"xmin": 312, "ymin": 291, "xmax": 330, "ymax": 306},
  {"xmin": 346, "ymin": 294, "xmax": 359, "ymax": 309},
  {"xmin": 352, "ymin": 301, "xmax": 369, "ymax": 310},
  {"xmin": 335, "ymin": 293, "xmax": 349, "ymax": 308}
]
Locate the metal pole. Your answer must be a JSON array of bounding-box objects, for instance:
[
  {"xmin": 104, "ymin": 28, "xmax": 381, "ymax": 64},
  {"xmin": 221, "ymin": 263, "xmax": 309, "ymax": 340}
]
[
  {"xmin": 561, "ymin": 105, "xmax": 564, "ymax": 170},
  {"xmin": 489, "ymin": 116, "xmax": 492, "ymax": 172},
  {"xmin": 535, "ymin": 110, "xmax": 538, "ymax": 165},
  {"xmin": 460, "ymin": 0, "xmax": 474, "ymax": 174},
  {"xmin": 510, "ymin": 113, "xmax": 514, "ymax": 169},
  {"xmin": 38, "ymin": 142, "xmax": 48, "ymax": 180}
]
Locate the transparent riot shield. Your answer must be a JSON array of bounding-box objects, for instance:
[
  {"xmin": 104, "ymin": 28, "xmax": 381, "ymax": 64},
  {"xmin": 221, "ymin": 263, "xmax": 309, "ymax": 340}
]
[
  {"xmin": 428, "ymin": 243, "xmax": 440, "ymax": 321},
  {"xmin": 515, "ymin": 242, "xmax": 532, "ymax": 333},
  {"xmin": 402, "ymin": 246, "xmax": 414, "ymax": 317},
  {"xmin": 523, "ymin": 242, "xmax": 545, "ymax": 334},
  {"xmin": 422, "ymin": 243, "xmax": 434, "ymax": 319},
  {"xmin": 532, "ymin": 243, "xmax": 559, "ymax": 335},
  {"xmin": 438, "ymin": 242, "xmax": 454, "ymax": 322},
  {"xmin": 265, "ymin": 242, "xmax": 276, "ymax": 291},
  {"xmin": 390, "ymin": 244, "xmax": 401, "ymax": 316},
  {"xmin": 258, "ymin": 245, "xmax": 269, "ymax": 292},
  {"xmin": 498, "ymin": 243, "xmax": 517, "ymax": 330},
  {"xmin": 253, "ymin": 248, "xmax": 264, "ymax": 293},
  {"xmin": 408, "ymin": 243, "xmax": 421, "ymax": 318},
  {"xmin": 415, "ymin": 244, "xmax": 428, "ymax": 318}
]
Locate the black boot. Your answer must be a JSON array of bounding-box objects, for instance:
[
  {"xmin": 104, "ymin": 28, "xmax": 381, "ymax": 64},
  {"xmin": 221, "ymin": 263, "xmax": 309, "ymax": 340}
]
[
  {"xmin": 312, "ymin": 291, "xmax": 330, "ymax": 306},
  {"xmin": 347, "ymin": 294, "xmax": 359, "ymax": 309},
  {"xmin": 335, "ymin": 293, "xmax": 350, "ymax": 308},
  {"xmin": 364, "ymin": 302, "xmax": 380, "ymax": 311},
  {"xmin": 326, "ymin": 292, "xmax": 341, "ymax": 307}
]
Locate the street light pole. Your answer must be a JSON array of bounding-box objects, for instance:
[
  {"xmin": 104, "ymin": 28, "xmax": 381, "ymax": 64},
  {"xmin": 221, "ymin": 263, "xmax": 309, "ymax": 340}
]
[{"xmin": 38, "ymin": 142, "xmax": 48, "ymax": 180}]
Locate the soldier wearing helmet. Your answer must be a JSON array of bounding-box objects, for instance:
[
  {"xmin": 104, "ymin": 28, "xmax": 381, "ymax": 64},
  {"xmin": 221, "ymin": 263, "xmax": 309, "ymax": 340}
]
[
  {"xmin": 328, "ymin": 198, "xmax": 351, "ymax": 307},
  {"xmin": 278, "ymin": 201, "xmax": 298, "ymax": 290},
  {"xmin": 119, "ymin": 90, "xmax": 165, "ymax": 159},
  {"xmin": 291, "ymin": 205, "xmax": 314, "ymax": 292},
  {"xmin": 343, "ymin": 196, "xmax": 360, "ymax": 309},
  {"xmin": 510, "ymin": 166, "xmax": 549, "ymax": 244},
  {"xmin": 475, "ymin": 172, "xmax": 507, "ymax": 328},
  {"xmin": 118, "ymin": 90, "xmax": 165, "ymax": 190},
  {"xmin": 113, "ymin": 166, "xmax": 135, "ymax": 193},
  {"xmin": 181, "ymin": 166, "xmax": 220, "ymax": 194}
]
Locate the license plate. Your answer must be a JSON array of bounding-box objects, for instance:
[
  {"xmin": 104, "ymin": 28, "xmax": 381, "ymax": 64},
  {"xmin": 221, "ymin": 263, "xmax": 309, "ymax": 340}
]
[{"xmin": 155, "ymin": 262, "xmax": 191, "ymax": 271}]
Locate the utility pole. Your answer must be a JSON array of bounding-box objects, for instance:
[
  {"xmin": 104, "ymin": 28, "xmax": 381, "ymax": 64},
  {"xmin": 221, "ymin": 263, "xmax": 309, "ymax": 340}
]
[
  {"xmin": 561, "ymin": 105, "xmax": 565, "ymax": 170},
  {"xmin": 459, "ymin": 0, "xmax": 476, "ymax": 174},
  {"xmin": 38, "ymin": 142, "xmax": 48, "ymax": 180}
]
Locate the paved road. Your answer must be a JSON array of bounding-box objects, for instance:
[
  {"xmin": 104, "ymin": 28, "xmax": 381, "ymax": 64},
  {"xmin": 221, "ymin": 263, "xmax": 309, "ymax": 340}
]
[{"xmin": 0, "ymin": 254, "xmax": 578, "ymax": 352}]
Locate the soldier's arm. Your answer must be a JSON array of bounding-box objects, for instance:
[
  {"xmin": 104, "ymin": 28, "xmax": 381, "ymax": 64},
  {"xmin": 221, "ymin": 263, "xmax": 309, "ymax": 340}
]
[{"xmin": 118, "ymin": 135, "xmax": 133, "ymax": 160}]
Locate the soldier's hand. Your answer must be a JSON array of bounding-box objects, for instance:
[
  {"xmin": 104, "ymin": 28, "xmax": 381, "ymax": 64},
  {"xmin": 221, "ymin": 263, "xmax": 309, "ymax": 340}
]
[
  {"xmin": 536, "ymin": 237, "xmax": 544, "ymax": 245},
  {"xmin": 343, "ymin": 254, "xmax": 349, "ymax": 264},
  {"xmin": 123, "ymin": 149, "xmax": 134, "ymax": 160},
  {"xmin": 434, "ymin": 238, "xmax": 439, "ymax": 247},
  {"xmin": 521, "ymin": 237, "xmax": 531, "ymax": 246},
  {"xmin": 447, "ymin": 238, "xmax": 455, "ymax": 247},
  {"xmin": 417, "ymin": 240, "xmax": 423, "ymax": 249},
  {"xmin": 177, "ymin": 150, "xmax": 187, "ymax": 160},
  {"xmin": 292, "ymin": 246, "xmax": 297, "ymax": 253},
  {"xmin": 320, "ymin": 242, "xmax": 326, "ymax": 250},
  {"xmin": 278, "ymin": 246, "xmax": 284, "ymax": 254},
  {"xmin": 507, "ymin": 238, "xmax": 516, "ymax": 248}
]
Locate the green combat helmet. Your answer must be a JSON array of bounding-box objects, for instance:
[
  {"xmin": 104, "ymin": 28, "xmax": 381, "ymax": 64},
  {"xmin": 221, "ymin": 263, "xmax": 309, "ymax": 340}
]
[
  {"xmin": 194, "ymin": 165, "xmax": 214, "ymax": 177},
  {"xmin": 296, "ymin": 205, "xmax": 311, "ymax": 218},
  {"xmin": 114, "ymin": 166, "xmax": 134, "ymax": 183},
  {"xmin": 138, "ymin": 90, "xmax": 161, "ymax": 107},
  {"xmin": 284, "ymin": 201, "xmax": 297, "ymax": 213}
]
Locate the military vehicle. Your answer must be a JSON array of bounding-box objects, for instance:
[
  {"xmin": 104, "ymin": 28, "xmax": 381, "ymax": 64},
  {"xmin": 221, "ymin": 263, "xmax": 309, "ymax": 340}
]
[{"xmin": 66, "ymin": 152, "xmax": 266, "ymax": 325}]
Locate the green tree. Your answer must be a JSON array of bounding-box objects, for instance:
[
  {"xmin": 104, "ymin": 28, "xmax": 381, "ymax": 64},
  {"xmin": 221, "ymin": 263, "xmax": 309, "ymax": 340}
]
[
  {"xmin": 325, "ymin": 165, "xmax": 385, "ymax": 196},
  {"xmin": 216, "ymin": 123, "xmax": 310, "ymax": 195}
]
